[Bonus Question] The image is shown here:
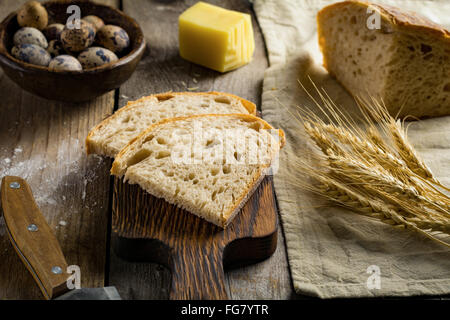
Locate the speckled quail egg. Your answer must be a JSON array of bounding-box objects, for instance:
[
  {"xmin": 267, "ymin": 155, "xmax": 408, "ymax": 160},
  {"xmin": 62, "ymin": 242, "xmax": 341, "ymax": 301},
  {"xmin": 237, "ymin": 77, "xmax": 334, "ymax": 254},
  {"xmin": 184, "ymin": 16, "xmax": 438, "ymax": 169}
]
[
  {"xmin": 47, "ymin": 40, "xmax": 65, "ymax": 57},
  {"xmin": 77, "ymin": 47, "xmax": 118, "ymax": 69},
  {"xmin": 82, "ymin": 15, "xmax": 104, "ymax": 32},
  {"xmin": 48, "ymin": 55, "xmax": 82, "ymax": 71},
  {"xmin": 60, "ymin": 20, "xmax": 96, "ymax": 52},
  {"xmin": 13, "ymin": 27, "xmax": 48, "ymax": 49},
  {"xmin": 96, "ymin": 25, "xmax": 130, "ymax": 54},
  {"xmin": 11, "ymin": 46, "xmax": 20, "ymax": 57},
  {"xmin": 17, "ymin": 1, "xmax": 48, "ymax": 30},
  {"xmin": 11, "ymin": 44, "xmax": 51, "ymax": 66},
  {"xmin": 43, "ymin": 23, "xmax": 64, "ymax": 41}
]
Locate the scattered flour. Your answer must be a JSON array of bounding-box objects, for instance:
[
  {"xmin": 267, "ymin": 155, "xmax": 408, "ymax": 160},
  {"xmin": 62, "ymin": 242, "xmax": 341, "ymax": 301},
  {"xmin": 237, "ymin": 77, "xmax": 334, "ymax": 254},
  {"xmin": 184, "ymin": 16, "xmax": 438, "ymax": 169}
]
[
  {"xmin": 0, "ymin": 139, "xmax": 106, "ymax": 213},
  {"xmin": 0, "ymin": 134, "xmax": 109, "ymax": 247},
  {"xmin": 81, "ymin": 178, "xmax": 88, "ymax": 202}
]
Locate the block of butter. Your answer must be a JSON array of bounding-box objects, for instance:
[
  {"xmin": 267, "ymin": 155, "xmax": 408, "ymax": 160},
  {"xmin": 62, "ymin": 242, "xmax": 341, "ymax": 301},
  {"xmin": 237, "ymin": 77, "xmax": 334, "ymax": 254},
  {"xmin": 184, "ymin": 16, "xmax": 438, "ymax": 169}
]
[{"xmin": 179, "ymin": 2, "xmax": 255, "ymax": 73}]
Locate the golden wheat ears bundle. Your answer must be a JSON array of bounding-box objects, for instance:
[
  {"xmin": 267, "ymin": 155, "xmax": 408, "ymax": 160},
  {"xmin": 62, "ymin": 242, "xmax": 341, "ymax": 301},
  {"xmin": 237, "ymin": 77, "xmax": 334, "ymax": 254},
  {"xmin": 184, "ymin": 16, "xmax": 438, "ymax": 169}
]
[{"xmin": 291, "ymin": 84, "xmax": 450, "ymax": 247}]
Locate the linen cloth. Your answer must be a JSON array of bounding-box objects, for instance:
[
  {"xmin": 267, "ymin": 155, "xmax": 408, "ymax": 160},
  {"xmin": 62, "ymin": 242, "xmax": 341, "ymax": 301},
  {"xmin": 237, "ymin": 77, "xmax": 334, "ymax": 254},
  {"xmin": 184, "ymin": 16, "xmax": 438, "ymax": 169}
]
[{"xmin": 253, "ymin": 0, "xmax": 450, "ymax": 298}]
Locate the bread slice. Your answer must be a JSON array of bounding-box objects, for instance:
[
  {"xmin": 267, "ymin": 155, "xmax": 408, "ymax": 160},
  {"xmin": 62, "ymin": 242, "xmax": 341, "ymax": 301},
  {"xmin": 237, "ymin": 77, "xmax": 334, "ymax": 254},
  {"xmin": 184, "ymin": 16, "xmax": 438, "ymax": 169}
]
[
  {"xmin": 86, "ymin": 92, "xmax": 256, "ymax": 158},
  {"xmin": 317, "ymin": 1, "xmax": 450, "ymax": 118},
  {"xmin": 111, "ymin": 114, "xmax": 285, "ymax": 228}
]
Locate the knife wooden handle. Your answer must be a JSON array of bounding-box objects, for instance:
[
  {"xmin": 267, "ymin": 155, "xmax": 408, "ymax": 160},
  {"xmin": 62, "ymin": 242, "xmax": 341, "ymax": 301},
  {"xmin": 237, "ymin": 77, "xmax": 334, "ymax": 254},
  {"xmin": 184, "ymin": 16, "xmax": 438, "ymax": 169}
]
[{"xmin": 1, "ymin": 176, "xmax": 69, "ymax": 300}]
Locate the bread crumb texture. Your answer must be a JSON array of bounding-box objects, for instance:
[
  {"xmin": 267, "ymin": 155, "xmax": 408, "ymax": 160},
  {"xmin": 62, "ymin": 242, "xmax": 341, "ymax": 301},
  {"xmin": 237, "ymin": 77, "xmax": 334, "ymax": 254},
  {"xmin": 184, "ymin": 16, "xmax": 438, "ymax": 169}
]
[
  {"xmin": 112, "ymin": 114, "xmax": 284, "ymax": 227},
  {"xmin": 87, "ymin": 92, "xmax": 255, "ymax": 157},
  {"xmin": 318, "ymin": 1, "xmax": 450, "ymax": 118}
]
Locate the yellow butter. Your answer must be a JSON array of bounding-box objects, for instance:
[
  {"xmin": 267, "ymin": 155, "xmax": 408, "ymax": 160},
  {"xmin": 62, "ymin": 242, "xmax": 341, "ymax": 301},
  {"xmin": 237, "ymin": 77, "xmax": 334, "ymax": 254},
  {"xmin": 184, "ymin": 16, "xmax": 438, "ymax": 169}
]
[{"xmin": 179, "ymin": 2, "xmax": 255, "ymax": 73}]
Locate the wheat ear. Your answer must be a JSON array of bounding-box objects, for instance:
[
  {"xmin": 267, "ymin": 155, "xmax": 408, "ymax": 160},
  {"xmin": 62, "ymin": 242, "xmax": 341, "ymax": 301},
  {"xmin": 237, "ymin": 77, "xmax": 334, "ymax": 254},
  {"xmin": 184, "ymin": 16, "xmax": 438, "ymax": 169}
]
[
  {"xmin": 389, "ymin": 120, "xmax": 433, "ymax": 179},
  {"xmin": 312, "ymin": 175, "xmax": 450, "ymax": 246},
  {"xmin": 292, "ymin": 81, "xmax": 450, "ymax": 247},
  {"xmin": 325, "ymin": 150, "xmax": 450, "ymax": 219},
  {"xmin": 304, "ymin": 122, "xmax": 345, "ymax": 155}
]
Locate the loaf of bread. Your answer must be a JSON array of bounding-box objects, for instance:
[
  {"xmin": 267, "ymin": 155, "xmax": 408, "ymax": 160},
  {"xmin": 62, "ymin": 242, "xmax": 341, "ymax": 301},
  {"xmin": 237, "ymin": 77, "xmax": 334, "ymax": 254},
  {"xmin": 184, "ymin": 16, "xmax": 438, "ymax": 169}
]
[
  {"xmin": 86, "ymin": 92, "xmax": 256, "ymax": 158},
  {"xmin": 111, "ymin": 114, "xmax": 285, "ymax": 228},
  {"xmin": 317, "ymin": 1, "xmax": 450, "ymax": 118}
]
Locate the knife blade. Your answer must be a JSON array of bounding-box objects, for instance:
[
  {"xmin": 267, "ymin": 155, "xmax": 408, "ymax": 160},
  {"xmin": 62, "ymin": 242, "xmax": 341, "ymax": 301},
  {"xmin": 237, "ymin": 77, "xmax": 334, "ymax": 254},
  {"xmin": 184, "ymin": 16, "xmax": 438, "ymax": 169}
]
[
  {"xmin": 55, "ymin": 287, "xmax": 121, "ymax": 300},
  {"xmin": 1, "ymin": 176, "xmax": 121, "ymax": 300}
]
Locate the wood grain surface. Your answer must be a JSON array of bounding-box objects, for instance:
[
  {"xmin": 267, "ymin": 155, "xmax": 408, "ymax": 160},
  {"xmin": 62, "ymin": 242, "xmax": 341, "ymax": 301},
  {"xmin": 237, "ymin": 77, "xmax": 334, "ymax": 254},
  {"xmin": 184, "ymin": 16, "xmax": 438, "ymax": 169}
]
[
  {"xmin": 112, "ymin": 175, "xmax": 278, "ymax": 300},
  {"xmin": 0, "ymin": 0, "xmax": 447, "ymax": 302},
  {"xmin": 0, "ymin": 0, "xmax": 293, "ymax": 300},
  {"xmin": 0, "ymin": 0, "xmax": 118, "ymax": 300},
  {"xmin": 109, "ymin": 0, "xmax": 292, "ymax": 300}
]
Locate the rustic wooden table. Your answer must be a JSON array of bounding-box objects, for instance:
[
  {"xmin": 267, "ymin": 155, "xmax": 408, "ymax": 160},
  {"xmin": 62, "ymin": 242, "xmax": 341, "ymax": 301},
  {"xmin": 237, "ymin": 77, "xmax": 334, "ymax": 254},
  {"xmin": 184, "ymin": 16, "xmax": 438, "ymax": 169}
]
[{"xmin": 0, "ymin": 0, "xmax": 295, "ymax": 299}]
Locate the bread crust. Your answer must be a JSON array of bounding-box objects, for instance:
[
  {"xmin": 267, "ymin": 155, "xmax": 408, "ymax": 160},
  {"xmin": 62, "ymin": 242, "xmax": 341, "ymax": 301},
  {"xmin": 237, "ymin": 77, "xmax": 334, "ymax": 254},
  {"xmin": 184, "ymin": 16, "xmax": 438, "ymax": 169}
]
[
  {"xmin": 318, "ymin": 1, "xmax": 450, "ymax": 42},
  {"xmin": 221, "ymin": 165, "xmax": 270, "ymax": 227},
  {"xmin": 111, "ymin": 113, "xmax": 285, "ymax": 228},
  {"xmin": 85, "ymin": 91, "xmax": 257, "ymax": 156},
  {"xmin": 317, "ymin": 1, "xmax": 450, "ymax": 119},
  {"xmin": 128, "ymin": 91, "xmax": 257, "ymax": 115}
]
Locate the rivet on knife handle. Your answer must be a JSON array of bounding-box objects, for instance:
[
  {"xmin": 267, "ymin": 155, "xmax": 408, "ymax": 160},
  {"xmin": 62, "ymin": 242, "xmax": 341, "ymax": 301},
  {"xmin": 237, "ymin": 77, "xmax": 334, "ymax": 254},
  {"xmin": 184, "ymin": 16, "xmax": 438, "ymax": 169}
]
[{"xmin": 1, "ymin": 176, "xmax": 69, "ymax": 300}]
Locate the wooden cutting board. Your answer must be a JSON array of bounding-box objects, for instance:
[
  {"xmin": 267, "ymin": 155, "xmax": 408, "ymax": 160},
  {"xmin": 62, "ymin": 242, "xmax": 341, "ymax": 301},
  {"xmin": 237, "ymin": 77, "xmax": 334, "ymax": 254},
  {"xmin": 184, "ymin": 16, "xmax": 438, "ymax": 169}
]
[{"xmin": 112, "ymin": 175, "xmax": 279, "ymax": 300}]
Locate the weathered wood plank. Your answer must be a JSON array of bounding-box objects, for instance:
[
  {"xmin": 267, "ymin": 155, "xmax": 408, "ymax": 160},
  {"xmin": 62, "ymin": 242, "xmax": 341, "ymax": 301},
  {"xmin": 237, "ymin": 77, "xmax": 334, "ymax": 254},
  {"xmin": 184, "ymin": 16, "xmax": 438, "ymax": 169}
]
[
  {"xmin": 0, "ymin": 0, "xmax": 118, "ymax": 299},
  {"xmin": 113, "ymin": 175, "xmax": 278, "ymax": 300},
  {"xmin": 110, "ymin": 0, "xmax": 292, "ymax": 299}
]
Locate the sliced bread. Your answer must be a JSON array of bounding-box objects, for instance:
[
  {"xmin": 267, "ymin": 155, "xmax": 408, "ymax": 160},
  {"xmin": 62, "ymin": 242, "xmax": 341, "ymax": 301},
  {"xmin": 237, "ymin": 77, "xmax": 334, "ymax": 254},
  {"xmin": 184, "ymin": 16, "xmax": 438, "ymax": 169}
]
[
  {"xmin": 317, "ymin": 1, "xmax": 450, "ymax": 118},
  {"xmin": 86, "ymin": 92, "xmax": 256, "ymax": 158},
  {"xmin": 111, "ymin": 114, "xmax": 285, "ymax": 228}
]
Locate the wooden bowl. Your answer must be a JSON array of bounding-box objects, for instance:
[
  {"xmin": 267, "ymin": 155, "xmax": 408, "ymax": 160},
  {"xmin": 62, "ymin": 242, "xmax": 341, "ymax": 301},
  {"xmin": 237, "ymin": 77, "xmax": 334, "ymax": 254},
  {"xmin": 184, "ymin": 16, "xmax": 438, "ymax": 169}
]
[{"xmin": 0, "ymin": 1, "xmax": 145, "ymax": 102}]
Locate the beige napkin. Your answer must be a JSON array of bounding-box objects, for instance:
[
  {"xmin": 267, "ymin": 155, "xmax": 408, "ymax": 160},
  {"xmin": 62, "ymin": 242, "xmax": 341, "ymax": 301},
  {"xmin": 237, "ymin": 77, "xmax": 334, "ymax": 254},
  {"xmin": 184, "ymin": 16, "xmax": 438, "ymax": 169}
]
[{"xmin": 253, "ymin": 0, "xmax": 450, "ymax": 298}]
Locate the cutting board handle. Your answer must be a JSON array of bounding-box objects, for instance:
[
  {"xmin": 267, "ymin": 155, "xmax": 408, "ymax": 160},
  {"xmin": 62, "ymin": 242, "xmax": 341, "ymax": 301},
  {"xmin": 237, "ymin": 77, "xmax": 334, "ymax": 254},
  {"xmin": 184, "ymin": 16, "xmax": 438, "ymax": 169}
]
[
  {"xmin": 1, "ymin": 176, "xmax": 69, "ymax": 300},
  {"xmin": 169, "ymin": 246, "xmax": 227, "ymax": 300}
]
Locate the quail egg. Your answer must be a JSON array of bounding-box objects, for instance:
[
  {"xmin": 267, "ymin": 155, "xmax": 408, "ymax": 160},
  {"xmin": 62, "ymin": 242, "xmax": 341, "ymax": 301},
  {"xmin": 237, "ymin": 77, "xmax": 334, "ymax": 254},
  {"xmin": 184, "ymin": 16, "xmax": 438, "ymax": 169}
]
[
  {"xmin": 13, "ymin": 27, "xmax": 48, "ymax": 49},
  {"xmin": 82, "ymin": 15, "xmax": 104, "ymax": 32},
  {"xmin": 77, "ymin": 47, "xmax": 118, "ymax": 69},
  {"xmin": 47, "ymin": 40, "xmax": 65, "ymax": 57},
  {"xmin": 11, "ymin": 44, "xmax": 51, "ymax": 66},
  {"xmin": 43, "ymin": 23, "xmax": 64, "ymax": 41},
  {"xmin": 17, "ymin": 1, "xmax": 48, "ymax": 30},
  {"xmin": 96, "ymin": 25, "xmax": 130, "ymax": 54},
  {"xmin": 11, "ymin": 46, "xmax": 20, "ymax": 57},
  {"xmin": 60, "ymin": 20, "xmax": 96, "ymax": 52},
  {"xmin": 48, "ymin": 55, "xmax": 82, "ymax": 71}
]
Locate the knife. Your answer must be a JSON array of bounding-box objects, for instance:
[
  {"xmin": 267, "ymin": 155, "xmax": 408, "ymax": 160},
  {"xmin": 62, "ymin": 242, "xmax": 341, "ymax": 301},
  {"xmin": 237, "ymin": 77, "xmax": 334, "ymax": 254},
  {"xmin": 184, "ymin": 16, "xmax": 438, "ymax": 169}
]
[{"xmin": 0, "ymin": 176, "xmax": 121, "ymax": 300}]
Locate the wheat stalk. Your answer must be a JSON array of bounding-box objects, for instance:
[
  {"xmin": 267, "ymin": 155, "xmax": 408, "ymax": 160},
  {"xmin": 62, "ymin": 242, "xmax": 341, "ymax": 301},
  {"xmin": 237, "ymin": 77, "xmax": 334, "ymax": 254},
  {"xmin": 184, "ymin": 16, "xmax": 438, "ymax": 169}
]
[
  {"xmin": 315, "ymin": 177, "xmax": 406, "ymax": 226},
  {"xmin": 291, "ymin": 85, "xmax": 450, "ymax": 247},
  {"xmin": 367, "ymin": 127, "xmax": 389, "ymax": 152},
  {"xmin": 303, "ymin": 122, "xmax": 345, "ymax": 156},
  {"xmin": 311, "ymin": 174, "xmax": 450, "ymax": 245},
  {"xmin": 363, "ymin": 97, "xmax": 450, "ymax": 193},
  {"xmin": 388, "ymin": 120, "xmax": 434, "ymax": 179},
  {"xmin": 325, "ymin": 150, "xmax": 450, "ymax": 219},
  {"xmin": 309, "ymin": 120, "xmax": 450, "ymax": 203},
  {"xmin": 320, "ymin": 123, "xmax": 410, "ymax": 175}
]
